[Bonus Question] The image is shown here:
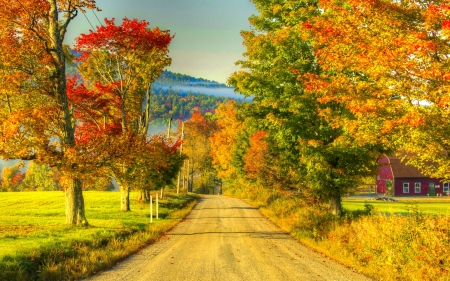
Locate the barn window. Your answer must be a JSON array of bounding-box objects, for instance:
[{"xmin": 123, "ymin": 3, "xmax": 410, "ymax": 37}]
[
  {"xmin": 444, "ymin": 183, "xmax": 449, "ymax": 193},
  {"xmin": 414, "ymin": 183, "xmax": 421, "ymax": 193},
  {"xmin": 403, "ymin": 183, "xmax": 410, "ymax": 193}
]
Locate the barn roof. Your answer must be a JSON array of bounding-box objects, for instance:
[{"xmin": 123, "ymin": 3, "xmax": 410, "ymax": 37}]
[{"xmin": 387, "ymin": 155, "xmax": 428, "ymax": 179}]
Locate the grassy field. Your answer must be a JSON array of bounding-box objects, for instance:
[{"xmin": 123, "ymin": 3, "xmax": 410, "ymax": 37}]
[
  {"xmin": 343, "ymin": 198, "xmax": 450, "ymax": 215},
  {"xmin": 0, "ymin": 190, "xmax": 198, "ymax": 281}
]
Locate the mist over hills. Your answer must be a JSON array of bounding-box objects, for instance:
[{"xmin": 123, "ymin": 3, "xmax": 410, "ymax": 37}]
[
  {"xmin": 67, "ymin": 51, "xmax": 245, "ymax": 100},
  {"xmin": 66, "ymin": 54, "xmax": 248, "ymax": 119},
  {"xmin": 149, "ymin": 71, "xmax": 249, "ymax": 123},
  {"xmin": 154, "ymin": 70, "xmax": 244, "ymax": 100}
]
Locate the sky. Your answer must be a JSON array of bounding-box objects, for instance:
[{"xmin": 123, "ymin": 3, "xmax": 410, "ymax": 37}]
[{"xmin": 65, "ymin": 0, "xmax": 257, "ymax": 84}]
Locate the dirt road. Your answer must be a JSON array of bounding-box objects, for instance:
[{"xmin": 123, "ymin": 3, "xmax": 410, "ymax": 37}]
[{"xmin": 87, "ymin": 195, "xmax": 371, "ymax": 281}]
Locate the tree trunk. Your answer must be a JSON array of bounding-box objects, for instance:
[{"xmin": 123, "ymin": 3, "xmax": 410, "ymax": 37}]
[
  {"xmin": 65, "ymin": 178, "xmax": 88, "ymax": 225},
  {"xmin": 137, "ymin": 190, "xmax": 145, "ymax": 203},
  {"xmin": 137, "ymin": 190, "xmax": 150, "ymax": 203},
  {"xmin": 49, "ymin": 1, "xmax": 87, "ymax": 225},
  {"xmin": 121, "ymin": 184, "xmax": 130, "ymax": 211},
  {"xmin": 329, "ymin": 194, "xmax": 342, "ymax": 217},
  {"xmin": 113, "ymin": 171, "xmax": 131, "ymax": 211}
]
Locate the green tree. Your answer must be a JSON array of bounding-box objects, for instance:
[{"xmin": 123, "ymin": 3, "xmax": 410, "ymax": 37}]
[
  {"xmin": 23, "ymin": 162, "xmax": 59, "ymax": 191},
  {"xmin": 180, "ymin": 113, "xmax": 216, "ymax": 193},
  {"xmin": 229, "ymin": 0, "xmax": 389, "ymax": 216}
]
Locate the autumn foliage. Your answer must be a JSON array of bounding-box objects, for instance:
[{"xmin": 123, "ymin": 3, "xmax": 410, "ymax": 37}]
[
  {"xmin": 209, "ymin": 1, "xmax": 450, "ymax": 280},
  {"xmin": 294, "ymin": 0, "xmax": 450, "ymax": 181},
  {"xmin": 0, "ymin": 0, "xmax": 182, "ymax": 221},
  {"xmin": 71, "ymin": 17, "xmax": 178, "ymax": 210},
  {"xmin": 243, "ymin": 131, "xmax": 268, "ymax": 180},
  {"xmin": 209, "ymin": 101, "xmax": 243, "ymax": 178},
  {"xmin": 76, "ymin": 18, "xmax": 172, "ymax": 56}
]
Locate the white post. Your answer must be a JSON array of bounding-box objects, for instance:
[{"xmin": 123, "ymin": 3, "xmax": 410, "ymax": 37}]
[
  {"xmin": 150, "ymin": 195, "xmax": 153, "ymax": 224},
  {"xmin": 156, "ymin": 192, "xmax": 159, "ymax": 219}
]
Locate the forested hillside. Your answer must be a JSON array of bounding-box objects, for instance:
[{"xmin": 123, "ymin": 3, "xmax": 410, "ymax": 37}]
[
  {"xmin": 150, "ymin": 85, "xmax": 230, "ymax": 121},
  {"xmin": 157, "ymin": 70, "xmax": 228, "ymax": 88}
]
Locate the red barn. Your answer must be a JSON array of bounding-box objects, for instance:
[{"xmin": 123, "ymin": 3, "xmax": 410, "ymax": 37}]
[{"xmin": 376, "ymin": 155, "xmax": 449, "ymax": 196}]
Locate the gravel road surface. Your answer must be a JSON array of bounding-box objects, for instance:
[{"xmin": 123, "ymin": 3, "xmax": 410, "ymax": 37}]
[{"xmin": 86, "ymin": 195, "xmax": 371, "ymax": 281}]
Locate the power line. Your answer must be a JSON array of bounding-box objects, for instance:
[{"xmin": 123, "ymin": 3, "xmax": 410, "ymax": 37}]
[
  {"xmin": 83, "ymin": 12, "xmax": 95, "ymax": 31},
  {"xmin": 92, "ymin": 10, "xmax": 104, "ymax": 27}
]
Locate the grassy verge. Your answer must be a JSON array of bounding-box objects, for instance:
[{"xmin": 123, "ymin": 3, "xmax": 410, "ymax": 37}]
[
  {"xmin": 224, "ymin": 182, "xmax": 450, "ymax": 281},
  {"xmin": 343, "ymin": 199, "xmax": 450, "ymax": 215},
  {"xmin": 0, "ymin": 190, "xmax": 198, "ymax": 281}
]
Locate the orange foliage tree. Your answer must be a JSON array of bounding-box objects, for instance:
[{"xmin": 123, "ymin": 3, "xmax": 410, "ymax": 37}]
[
  {"xmin": 0, "ymin": 0, "xmax": 98, "ymax": 225},
  {"xmin": 243, "ymin": 131, "xmax": 269, "ymax": 180},
  {"xmin": 301, "ymin": 0, "xmax": 450, "ymax": 180},
  {"xmin": 209, "ymin": 101, "xmax": 244, "ymax": 179}
]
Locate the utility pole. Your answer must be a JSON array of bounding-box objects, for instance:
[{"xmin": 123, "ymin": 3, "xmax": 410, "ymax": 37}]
[
  {"xmin": 177, "ymin": 122, "xmax": 184, "ymax": 194},
  {"xmin": 187, "ymin": 159, "xmax": 190, "ymax": 192},
  {"xmin": 182, "ymin": 160, "xmax": 187, "ymax": 190},
  {"xmin": 167, "ymin": 117, "xmax": 172, "ymax": 139},
  {"xmin": 160, "ymin": 117, "xmax": 172, "ymax": 199},
  {"xmin": 180, "ymin": 121, "xmax": 184, "ymax": 154}
]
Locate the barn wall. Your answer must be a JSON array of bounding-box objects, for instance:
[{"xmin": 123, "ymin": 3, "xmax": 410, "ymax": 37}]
[{"xmin": 394, "ymin": 178, "xmax": 445, "ymax": 196}]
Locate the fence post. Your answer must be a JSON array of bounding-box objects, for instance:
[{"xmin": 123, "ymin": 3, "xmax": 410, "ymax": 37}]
[
  {"xmin": 150, "ymin": 195, "xmax": 153, "ymax": 224},
  {"xmin": 156, "ymin": 192, "xmax": 159, "ymax": 219}
]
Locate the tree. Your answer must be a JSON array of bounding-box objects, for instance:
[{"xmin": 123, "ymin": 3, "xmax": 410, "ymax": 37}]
[
  {"xmin": 228, "ymin": 0, "xmax": 389, "ymax": 216},
  {"xmin": 83, "ymin": 176, "xmax": 114, "ymax": 191},
  {"xmin": 135, "ymin": 135, "xmax": 184, "ymax": 202},
  {"xmin": 23, "ymin": 161, "xmax": 59, "ymax": 191},
  {"xmin": 301, "ymin": 1, "xmax": 450, "ymax": 181},
  {"xmin": 243, "ymin": 131, "xmax": 269, "ymax": 180},
  {"xmin": 73, "ymin": 18, "xmax": 173, "ymax": 210},
  {"xmin": 180, "ymin": 113, "xmax": 216, "ymax": 193},
  {"xmin": 0, "ymin": 0, "xmax": 98, "ymax": 225},
  {"xmin": 209, "ymin": 101, "xmax": 244, "ymax": 179},
  {"xmin": 1, "ymin": 163, "xmax": 23, "ymax": 192},
  {"xmin": 74, "ymin": 17, "xmax": 173, "ymax": 135}
]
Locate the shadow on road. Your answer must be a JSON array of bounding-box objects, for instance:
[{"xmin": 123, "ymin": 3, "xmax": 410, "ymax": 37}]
[
  {"xmin": 194, "ymin": 207, "xmax": 258, "ymax": 210},
  {"xmin": 168, "ymin": 231, "xmax": 289, "ymax": 239},
  {"xmin": 190, "ymin": 217, "xmax": 262, "ymax": 219}
]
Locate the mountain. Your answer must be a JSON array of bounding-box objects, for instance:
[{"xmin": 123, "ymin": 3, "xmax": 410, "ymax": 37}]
[
  {"xmin": 157, "ymin": 71, "xmax": 229, "ymax": 88},
  {"xmin": 149, "ymin": 70, "xmax": 249, "ymax": 122},
  {"xmin": 66, "ymin": 54, "xmax": 247, "ymax": 121}
]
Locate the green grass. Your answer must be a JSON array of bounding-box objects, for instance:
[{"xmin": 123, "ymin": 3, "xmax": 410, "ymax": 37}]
[
  {"xmin": 343, "ymin": 199, "xmax": 450, "ymax": 215},
  {"xmin": 0, "ymin": 190, "xmax": 198, "ymax": 281}
]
